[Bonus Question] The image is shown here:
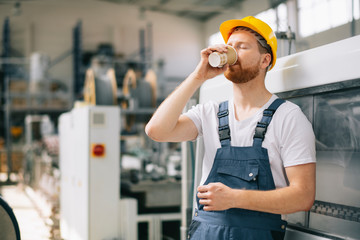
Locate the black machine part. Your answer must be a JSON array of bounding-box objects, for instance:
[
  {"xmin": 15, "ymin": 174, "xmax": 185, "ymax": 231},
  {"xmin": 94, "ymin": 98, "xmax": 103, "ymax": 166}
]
[{"xmin": 0, "ymin": 195, "xmax": 21, "ymax": 240}]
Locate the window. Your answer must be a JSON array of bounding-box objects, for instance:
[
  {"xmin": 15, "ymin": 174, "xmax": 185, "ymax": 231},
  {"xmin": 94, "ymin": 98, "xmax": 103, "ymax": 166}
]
[
  {"xmin": 354, "ymin": 0, "xmax": 360, "ymax": 20},
  {"xmin": 298, "ymin": 0, "xmax": 359, "ymax": 37},
  {"xmin": 255, "ymin": 3, "xmax": 289, "ymax": 32}
]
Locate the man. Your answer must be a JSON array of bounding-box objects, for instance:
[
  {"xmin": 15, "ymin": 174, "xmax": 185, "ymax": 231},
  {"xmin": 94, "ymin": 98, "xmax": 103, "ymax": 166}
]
[{"xmin": 146, "ymin": 16, "xmax": 316, "ymax": 240}]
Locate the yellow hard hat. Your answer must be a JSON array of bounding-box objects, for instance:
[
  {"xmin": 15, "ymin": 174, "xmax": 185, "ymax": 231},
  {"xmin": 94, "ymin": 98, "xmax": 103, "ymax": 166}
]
[{"xmin": 219, "ymin": 16, "xmax": 277, "ymax": 70}]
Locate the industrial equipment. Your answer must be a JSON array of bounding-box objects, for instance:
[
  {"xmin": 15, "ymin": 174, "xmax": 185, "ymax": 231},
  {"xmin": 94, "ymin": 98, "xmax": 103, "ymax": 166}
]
[
  {"xmin": 59, "ymin": 104, "xmax": 182, "ymax": 240},
  {"xmin": 83, "ymin": 55, "xmax": 118, "ymax": 106},
  {"xmin": 59, "ymin": 106, "xmax": 120, "ymax": 240},
  {"xmin": 185, "ymin": 35, "xmax": 360, "ymax": 240},
  {"xmin": 0, "ymin": 195, "xmax": 21, "ymax": 240},
  {"xmin": 0, "ymin": 18, "xmax": 76, "ymax": 186},
  {"xmin": 23, "ymin": 115, "xmax": 54, "ymax": 188}
]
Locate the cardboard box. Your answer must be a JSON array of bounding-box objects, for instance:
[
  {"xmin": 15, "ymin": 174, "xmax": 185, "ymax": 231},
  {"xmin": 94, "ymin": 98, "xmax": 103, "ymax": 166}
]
[
  {"xmin": 10, "ymin": 80, "xmax": 28, "ymax": 92},
  {"xmin": 0, "ymin": 151, "xmax": 23, "ymax": 173}
]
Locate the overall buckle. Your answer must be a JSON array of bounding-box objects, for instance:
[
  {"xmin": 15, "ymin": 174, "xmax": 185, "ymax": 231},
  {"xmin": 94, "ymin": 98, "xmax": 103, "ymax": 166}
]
[
  {"xmin": 219, "ymin": 126, "xmax": 231, "ymax": 141},
  {"xmin": 254, "ymin": 122, "xmax": 267, "ymax": 140},
  {"xmin": 217, "ymin": 109, "xmax": 229, "ymax": 118},
  {"xmin": 263, "ymin": 109, "xmax": 275, "ymax": 117}
]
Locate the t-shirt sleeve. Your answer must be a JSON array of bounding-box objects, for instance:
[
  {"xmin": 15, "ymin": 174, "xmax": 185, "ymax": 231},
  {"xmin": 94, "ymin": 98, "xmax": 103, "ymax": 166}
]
[
  {"xmin": 183, "ymin": 101, "xmax": 219, "ymax": 138},
  {"xmin": 280, "ymin": 106, "xmax": 316, "ymax": 167},
  {"xmin": 183, "ymin": 104, "xmax": 204, "ymax": 137}
]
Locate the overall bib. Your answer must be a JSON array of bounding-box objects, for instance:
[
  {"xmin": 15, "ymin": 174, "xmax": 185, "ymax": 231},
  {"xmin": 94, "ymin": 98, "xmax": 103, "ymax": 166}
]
[{"xmin": 188, "ymin": 98, "xmax": 287, "ymax": 240}]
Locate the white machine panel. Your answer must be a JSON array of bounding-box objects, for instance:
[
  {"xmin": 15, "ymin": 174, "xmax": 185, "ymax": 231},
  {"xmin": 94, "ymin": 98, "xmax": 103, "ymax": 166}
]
[
  {"xmin": 59, "ymin": 106, "xmax": 120, "ymax": 240},
  {"xmin": 266, "ymin": 35, "xmax": 360, "ymax": 93}
]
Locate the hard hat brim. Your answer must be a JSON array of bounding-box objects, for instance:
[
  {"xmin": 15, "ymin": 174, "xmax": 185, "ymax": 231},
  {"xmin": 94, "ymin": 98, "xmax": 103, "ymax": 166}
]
[{"xmin": 220, "ymin": 19, "xmax": 263, "ymax": 44}]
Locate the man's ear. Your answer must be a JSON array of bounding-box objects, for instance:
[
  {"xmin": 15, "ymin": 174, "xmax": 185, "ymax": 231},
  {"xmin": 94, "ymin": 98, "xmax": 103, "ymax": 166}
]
[{"xmin": 261, "ymin": 53, "xmax": 272, "ymax": 70}]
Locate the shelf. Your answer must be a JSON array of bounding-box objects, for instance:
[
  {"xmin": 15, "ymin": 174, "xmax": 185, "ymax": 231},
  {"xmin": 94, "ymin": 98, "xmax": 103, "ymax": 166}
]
[
  {"xmin": 0, "ymin": 147, "xmax": 24, "ymax": 153},
  {"xmin": 122, "ymin": 108, "xmax": 156, "ymax": 115},
  {"xmin": 1, "ymin": 93, "xmax": 70, "ymax": 99},
  {"xmin": 3, "ymin": 107, "xmax": 70, "ymax": 113}
]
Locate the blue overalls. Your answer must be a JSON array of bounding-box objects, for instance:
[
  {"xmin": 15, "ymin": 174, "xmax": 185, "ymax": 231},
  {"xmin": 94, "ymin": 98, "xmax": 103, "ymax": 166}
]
[{"xmin": 188, "ymin": 98, "xmax": 288, "ymax": 240}]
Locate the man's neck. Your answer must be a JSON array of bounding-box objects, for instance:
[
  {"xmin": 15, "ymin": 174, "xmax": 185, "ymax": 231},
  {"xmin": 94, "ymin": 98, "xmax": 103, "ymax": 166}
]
[{"xmin": 232, "ymin": 76, "xmax": 272, "ymax": 121}]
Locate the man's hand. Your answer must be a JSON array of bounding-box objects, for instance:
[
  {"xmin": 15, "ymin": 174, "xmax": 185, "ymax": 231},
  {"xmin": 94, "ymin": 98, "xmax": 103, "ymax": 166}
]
[
  {"xmin": 192, "ymin": 45, "xmax": 229, "ymax": 82},
  {"xmin": 197, "ymin": 182, "xmax": 235, "ymax": 211}
]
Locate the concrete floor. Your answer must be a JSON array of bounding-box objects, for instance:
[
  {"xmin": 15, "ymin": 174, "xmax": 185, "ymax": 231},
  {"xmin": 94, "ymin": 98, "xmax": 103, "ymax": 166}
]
[{"xmin": 0, "ymin": 183, "xmax": 52, "ymax": 240}]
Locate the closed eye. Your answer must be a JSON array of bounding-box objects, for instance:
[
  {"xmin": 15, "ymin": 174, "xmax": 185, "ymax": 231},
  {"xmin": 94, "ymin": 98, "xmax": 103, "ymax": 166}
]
[{"xmin": 234, "ymin": 43, "xmax": 248, "ymax": 50}]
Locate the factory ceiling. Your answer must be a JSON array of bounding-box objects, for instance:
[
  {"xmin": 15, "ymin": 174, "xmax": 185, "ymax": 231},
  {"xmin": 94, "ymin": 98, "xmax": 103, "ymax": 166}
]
[{"xmin": 99, "ymin": 0, "xmax": 246, "ymax": 21}]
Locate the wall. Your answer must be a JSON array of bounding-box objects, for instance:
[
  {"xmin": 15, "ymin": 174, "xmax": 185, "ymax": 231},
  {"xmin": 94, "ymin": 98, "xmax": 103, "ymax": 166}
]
[
  {"xmin": 297, "ymin": 20, "xmax": 360, "ymax": 51},
  {"xmin": 0, "ymin": 0, "xmax": 204, "ymax": 89}
]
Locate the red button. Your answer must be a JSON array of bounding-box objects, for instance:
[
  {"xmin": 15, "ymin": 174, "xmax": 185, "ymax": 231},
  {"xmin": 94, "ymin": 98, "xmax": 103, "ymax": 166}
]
[{"xmin": 93, "ymin": 144, "xmax": 105, "ymax": 157}]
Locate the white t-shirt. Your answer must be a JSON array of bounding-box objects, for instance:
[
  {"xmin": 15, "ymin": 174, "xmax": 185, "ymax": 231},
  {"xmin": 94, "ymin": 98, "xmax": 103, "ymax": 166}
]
[{"xmin": 184, "ymin": 95, "xmax": 316, "ymax": 189}]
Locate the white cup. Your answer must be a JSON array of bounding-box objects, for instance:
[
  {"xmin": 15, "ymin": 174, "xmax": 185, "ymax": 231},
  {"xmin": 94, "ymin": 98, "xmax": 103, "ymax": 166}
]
[{"xmin": 208, "ymin": 45, "xmax": 237, "ymax": 68}]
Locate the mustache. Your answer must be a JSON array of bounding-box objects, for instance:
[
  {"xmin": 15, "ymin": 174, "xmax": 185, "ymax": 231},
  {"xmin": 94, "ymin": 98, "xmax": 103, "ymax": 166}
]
[{"xmin": 228, "ymin": 60, "xmax": 242, "ymax": 70}]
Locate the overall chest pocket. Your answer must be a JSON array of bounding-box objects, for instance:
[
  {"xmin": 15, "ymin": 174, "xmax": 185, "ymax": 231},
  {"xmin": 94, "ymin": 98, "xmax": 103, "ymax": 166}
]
[{"xmin": 216, "ymin": 163, "xmax": 259, "ymax": 190}]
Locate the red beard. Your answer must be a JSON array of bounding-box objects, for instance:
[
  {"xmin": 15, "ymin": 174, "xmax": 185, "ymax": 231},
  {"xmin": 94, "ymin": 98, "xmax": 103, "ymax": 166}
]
[{"xmin": 224, "ymin": 60, "xmax": 260, "ymax": 84}]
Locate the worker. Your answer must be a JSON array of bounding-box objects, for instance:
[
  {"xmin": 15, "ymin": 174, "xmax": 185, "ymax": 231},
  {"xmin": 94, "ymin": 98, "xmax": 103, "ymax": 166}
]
[{"xmin": 145, "ymin": 16, "xmax": 316, "ymax": 240}]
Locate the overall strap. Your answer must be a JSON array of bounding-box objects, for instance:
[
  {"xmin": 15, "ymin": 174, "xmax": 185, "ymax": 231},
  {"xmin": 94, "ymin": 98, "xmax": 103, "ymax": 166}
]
[
  {"xmin": 218, "ymin": 101, "xmax": 231, "ymax": 147},
  {"xmin": 253, "ymin": 98, "xmax": 285, "ymax": 147}
]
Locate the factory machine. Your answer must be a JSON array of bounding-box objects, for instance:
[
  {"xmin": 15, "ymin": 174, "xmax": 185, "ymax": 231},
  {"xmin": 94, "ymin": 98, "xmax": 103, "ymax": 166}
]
[
  {"xmin": 185, "ymin": 35, "xmax": 360, "ymax": 240},
  {"xmin": 59, "ymin": 106, "xmax": 120, "ymax": 240},
  {"xmin": 59, "ymin": 54, "xmax": 182, "ymax": 239},
  {"xmin": 59, "ymin": 106, "xmax": 182, "ymax": 240}
]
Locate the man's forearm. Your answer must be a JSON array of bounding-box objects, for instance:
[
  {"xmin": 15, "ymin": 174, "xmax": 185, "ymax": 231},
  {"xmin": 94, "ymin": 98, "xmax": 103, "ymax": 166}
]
[
  {"xmin": 232, "ymin": 185, "xmax": 315, "ymax": 214},
  {"xmin": 145, "ymin": 73, "xmax": 203, "ymax": 141},
  {"xmin": 198, "ymin": 182, "xmax": 315, "ymax": 214}
]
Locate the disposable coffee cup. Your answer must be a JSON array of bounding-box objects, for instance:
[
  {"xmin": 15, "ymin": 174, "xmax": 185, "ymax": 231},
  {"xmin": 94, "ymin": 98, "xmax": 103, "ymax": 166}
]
[{"xmin": 209, "ymin": 45, "xmax": 237, "ymax": 68}]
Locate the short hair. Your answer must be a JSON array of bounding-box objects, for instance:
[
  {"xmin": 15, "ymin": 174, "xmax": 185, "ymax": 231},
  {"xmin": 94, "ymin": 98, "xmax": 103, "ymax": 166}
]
[{"xmin": 231, "ymin": 26, "xmax": 273, "ymax": 70}]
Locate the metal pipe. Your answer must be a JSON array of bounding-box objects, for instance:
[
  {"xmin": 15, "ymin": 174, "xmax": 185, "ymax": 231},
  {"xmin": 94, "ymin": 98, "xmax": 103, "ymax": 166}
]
[
  {"xmin": 146, "ymin": 22, "xmax": 153, "ymax": 70},
  {"xmin": 139, "ymin": 28, "xmax": 146, "ymax": 75},
  {"xmin": 2, "ymin": 17, "xmax": 12, "ymax": 183},
  {"xmin": 4, "ymin": 75, "xmax": 12, "ymax": 183},
  {"xmin": 48, "ymin": 49, "xmax": 72, "ymax": 70},
  {"xmin": 73, "ymin": 20, "xmax": 82, "ymax": 99},
  {"xmin": 351, "ymin": 0, "xmax": 356, "ymax": 37}
]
